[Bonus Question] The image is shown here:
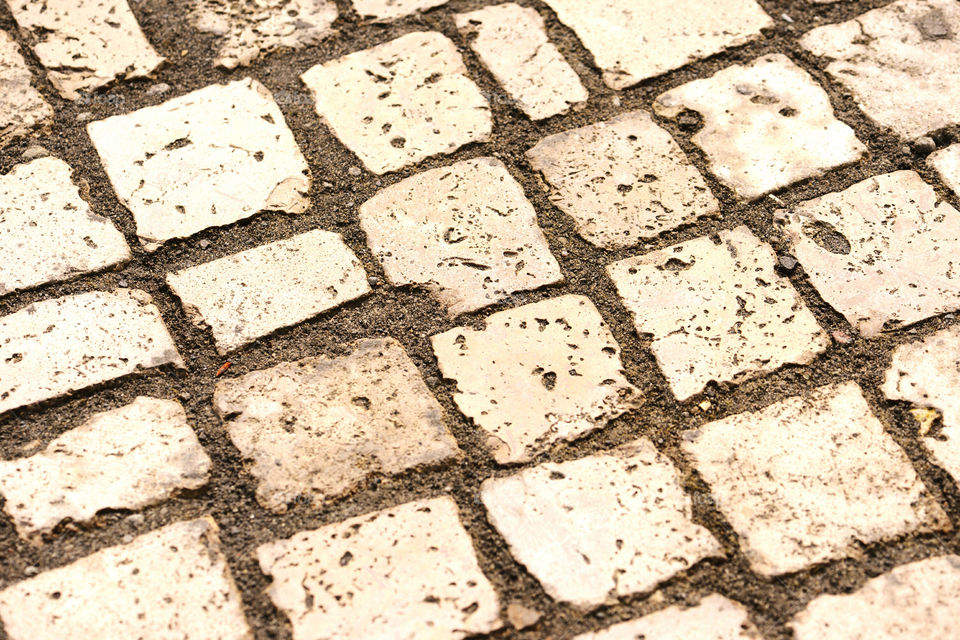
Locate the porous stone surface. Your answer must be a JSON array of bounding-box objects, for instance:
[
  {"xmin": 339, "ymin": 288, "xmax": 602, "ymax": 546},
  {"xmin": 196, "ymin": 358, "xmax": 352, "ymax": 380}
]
[
  {"xmin": 682, "ymin": 382, "xmax": 950, "ymax": 576},
  {"xmin": 214, "ymin": 338, "xmax": 460, "ymax": 512},
  {"xmin": 300, "ymin": 31, "xmax": 491, "ymax": 174},
  {"xmin": 526, "ymin": 110, "xmax": 719, "ymax": 249},
  {"xmin": 257, "ymin": 496, "xmax": 501, "ymax": 640},
  {"xmin": 352, "ymin": 0, "xmax": 447, "ymax": 20},
  {"xmin": 0, "ymin": 517, "xmax": 251, "ymax": 639},
  {"xmin": 782, "ymin": 170, "xmax": 960, "ymax": 336},
  {"xmin": 481, "ymin": 438, "xmax": 722, "ymax": 609},
  {"xmin": 87, "ymin": 78, "xmax": 310, "ymax": 250},
  {"xmin": 0, "ymin": 290, "xmax": 182, "ymax": 415},
  {"xmin": 929, "ymin": 143, "xmax": 960, "ymax": 197},
  {"xmin": 359, "ymin": 157, "xmax": 562, "ymax": 316},
  {"xmin": 454, "ymin": 4, "xmax": 587, "ymax": 120},
  {"xmin": 167, "ymin": 229, "xmax": 368, "ymax": 353},
  {"xmin": 654, "ymin": 54, "xmax": 866, "ymax": 200},
  {"xmin": 540, "ymin": 0, "xmax": 773, "ymax": 89},
  {"xmin": 431, "ymin": 295, "xmax": 641, "ymax": 464},
  {"xmin": 0, "ymin": 30, "xmax": 52, "ymax": 147},
  {"xmin": 607, "ymin": 226, "xmax": 829, "ymax": 401},
  {"xmin": 0, "ymin": 397, "xmax": 210, "ymax": 537},
  {"xmin": 799, "ymin": 0, "xmax": 960, "ymax": 139}
]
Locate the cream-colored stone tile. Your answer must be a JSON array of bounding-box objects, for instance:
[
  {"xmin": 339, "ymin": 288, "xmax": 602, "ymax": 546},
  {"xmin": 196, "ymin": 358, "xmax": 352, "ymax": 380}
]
[
  {"xmin": 929, "ymin": 143, "xmax": 960, "ymax": 197},
  {"xmin": 351, "ymin": 0, "xmax": 447, "ymax": 21},
  {"xmin": 0, "ymin": 30, "xmax": 52, "ymax": 147}
]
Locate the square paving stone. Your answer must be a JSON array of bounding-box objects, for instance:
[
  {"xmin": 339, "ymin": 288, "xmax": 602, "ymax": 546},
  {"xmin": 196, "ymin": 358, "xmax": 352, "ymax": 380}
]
[
  {"xmin": 481, "ymin": 438, "xmax": 722, "ymax": 609},
  {"xmin": 782, "ymin": 170, "xmax": 960, "ymax": 336},
  {"xmin": 301, "ymin": 31, "xmax": 491, "ymax": 174},
  {"xmin": 526, "ymin": 110, "xmax": 719, "ymax": 249},
  {"xmin": 0, "ymin": 30, "xmax": 52, "ymax": 148},
  {"xmin": 257, "ymin": 496, "xmax": 501, "ymax": 640},
  {"xmin": 929, "ymin": 143, "xmax": 960, "ymax": 197},
  {"xmin": 800, "ymin": 0, "xmax": 960, "ymax": 140},
  {"xmin": 682, "ymin": 381, "xmax": 950, "ymax": 576},
  {"xmin": 653, "ymin": 54, "xmax": 865, "ymax": 200},
  {"xmin": 607, "ymin": 226, "xmax": 829, "ymax": 401},
  {"xmin": 431, "ymin": 294, "xmax": 641, "ymax": 464},
  {"xmin": 352, "ymin": 0, "xmax": 447, "ymax": 20},
  {"xmin": 360, "ymin": 157, "xmax": 562, "ymax": 316},
  {"xmin": 87, "ymin": 78, "xmax": 311, "ymax": 250}
]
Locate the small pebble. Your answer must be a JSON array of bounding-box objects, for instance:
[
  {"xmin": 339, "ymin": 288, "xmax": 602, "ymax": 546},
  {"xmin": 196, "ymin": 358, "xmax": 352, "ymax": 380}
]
[
  {"xmin": 127, "ymin": 513, "xmax": 145, "ymax": 526},
  {"xmin": 146, "ymin": 82, "xmax": 171, "ymax": 96},
  {"xmin": 912, "ymin": 136, "xmax": 936, "ymax": 155},
  {"xmin": 367, "ymin": 276, "xmax": 379, "ymax": 287},
  {"xmin": 778, "ymin": 255, "xmax": 798, "ymax": 271},
  {"xmin": 117, "ymin": 279, "xmax": 129, "ymax": 288},
  {"xmin": 23, "ymin": 566, "xmax": 39, "ymax": 577},
  {"xmin": 348, "ymin": 166, "xmax": 361, "ymax": 176},
  {"xmin": 77, "ymin": 112, "xmax": 94, "ymax": 122},
  {"xmin": 506, "ymin": 603, "xmax": 541, "ymax": 630},
  {"xmin": 832, "ymin": 330, "xmax": 851, "ymax": 344},
  {"xmin": 199, "ymin": 239, "xmax": 211, "ymax": 248},
  {"xmin": 425, "ymin": 376, "xmax": 440, "ymax": 388},
  {"xmin": 21, "ymin": 145, "xmax": 49, "ymax": 161}
]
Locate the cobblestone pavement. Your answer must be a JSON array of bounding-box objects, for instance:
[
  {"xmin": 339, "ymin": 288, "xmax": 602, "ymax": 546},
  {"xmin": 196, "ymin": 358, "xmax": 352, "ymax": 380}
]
[{"xmin": 1, "ymin": 0, "xmax": 960, "ymax": 638}]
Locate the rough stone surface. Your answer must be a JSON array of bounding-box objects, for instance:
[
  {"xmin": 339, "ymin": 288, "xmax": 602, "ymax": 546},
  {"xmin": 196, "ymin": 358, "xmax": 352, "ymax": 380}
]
[
  {"xmin": 5, "ymin": 0, "xmax": 165, "ymax": 100},
  {"xmin": 214, "ymin": 338, "xmax": 460, "ymax": 512},
  {"xmin": 929, "ymin": 143, "xmax": 960, "ymax": 197},
  {"xmin": 0, "ymin": 30, "xmax": 52, "ymax": 147},
  {"xmin": 167, "ymin": 229, "xmax": 369, "ymax": 354},
  {"xmin": 300, "ymin": 31, "xmax": 492, "ymax": 174},
  {"xmin": 0, "ymin": 518, "xmax": 251, "ymax": 639},
  {"xmin": 481, "ymin": 439, "xmax": 722, "ymax": 609},
  {"xmin": 682, "ymin": 382, "xmax": 950, "ymax": 576},
  {"xmin": 526, "ymin": 110, "xmax": 720, "ymax": 249},
  {"xmin": 360, "ymin": 157, "xmax": 562, "ymax": 316},
  {"xmin": 257, "ymin": 497, "xmax": 501, "ymax": 640},
  {"xmin": 351, "ymin": 0, "xmax": 447, "ymax": 21},
  {"xmin": 431, "ymin": 295, "xmax": 641, "ymax": 464},
  {"xmin": 799, "ymin": 0, "xmax": 960, "ymax": 139},
  {"xmin": 0, "ymin": 290, "xmax": 182, "ymax": 416},
  {"xmin": 454, "ymin": 4, "xmax": 587, "ymax": 120},
  {"xmin": 654, "ymin": 54, "xmax": 866, "ymax": 200},
  {"xmin": 541, "ymin": 0, "xmax": 772, "ymax": 89},
  {"xmin": 0, "ymin": 397, "xmax": 210, "ymax": 537},
  {"xmin": 783, "ymin": 171, "xmax": 960, "ymax": 336},
  {"xmin": 87, "ymin": 78, "xmax": 310, "ymax": 250},
  {"xmin": 607, "ymin": 226, "xmax": 828, "ymax": 401}
]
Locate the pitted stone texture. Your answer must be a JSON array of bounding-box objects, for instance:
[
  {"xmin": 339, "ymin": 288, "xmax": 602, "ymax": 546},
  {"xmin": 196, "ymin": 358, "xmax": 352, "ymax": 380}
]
[
  {"xmin": 0, "ymin": 518, "xmax": 251, "ymax": 640},
  {"xmin": 301, "ymin": 32, "xmax": 491, "ymax": 174},
  {"xmin": 481, "ymin": 439, "xmax": 721, "ymax": 609},
  {"xmin": 352, "ymin": 0, "xmax": 447, "ymax": 20},
  {"xmin": 0, "ymin": 157, "xmax": 130, "ymax": 297},
  {"xmin": 5, "ymin": 0, "xmax": 164, "ymax": 100},
  {"xmin": 791, "ymin": 555, "xmax": 960, "ymax": 639},
  {"xmin": 190, "ymin": 0, "xmax": 337, "ymax": 69},
  {"xmin": 0, "ymin": 397, "xmax": 210, "ymax": 537},
  {"xmin": 257, "ymin": 497, "xmax": 501, "ymax": 640},
  {"xmin": 455, "ymin": 4, "xmax": 587, "ymax": 121},
  {"xmin": 0, "ymin": 30, "xmax": 52, "ymax": 147},
  {"xmin": 214, "ymin": 338, "xmax": 459, "ymax": 513},
  {"xmin": 360, "ymin": 157, "xmax": 562, "ymax": 316},
  {"xmin": 929, "ymin": 143, "xmax": 960, "ymax": 197},
  {"xmin": 654, "ymin": 54, "xmax": 865, "ymax": 200},
  {"xmin": 0, "ymin": 290, "xmax": 182, "ymax": 415},
  {"xmin": 167, "ymin": 229, "xmax": 369, "ymax": 354},
  {"xmin": 799, "ymin": 0, "xmax": 960, "ymax": 139},
  {"xmin": 541, "ymin": 0, "xmax": 772, "ymax": 89},
  {"xmin": 574, "ymin": 595, "xmax": 762, "ymax": 640},
  {"xmin": 607, "ymin": 226, "xmax": 828, "ymax": 402},
  {"xmin": 526, "ymin": 110, "xmax": 719, "ymax": 249},
  {"xmin": 87, "ymin": 78, "xmax": 310, "ymax": 250},
  {"xmin": 682, "ymin": 382, "xmax": 950, "ymax": 576},
  {"xmin": 783, "ymin": 171, "xmax": 960, "ymax": 336},
  {"xmin": 432, "ymin": 295, "xmax": 640, "ymax": 464}
]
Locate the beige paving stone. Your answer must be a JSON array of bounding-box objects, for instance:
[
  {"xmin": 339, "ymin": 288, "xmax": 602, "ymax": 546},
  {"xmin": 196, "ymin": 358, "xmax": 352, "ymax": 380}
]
[
  {"xmin": 431, "ymin": 295, "xmax": 640, "ymax": 464},
  {"xmin": 481, "ymin": 439, "xmax": 722, "ymax": 609},
  {"xmin": 929, "ymin": 143, "xmax": 960, "ymax": 197},
  {"xmin": 783, "ymin": 171, "xmax": 960, "ymax": 336},
  {"xmin": 0, "ymin": 289, "xmax": 182, "ymax": 416},
  {"xmin": 167, "ymin": 229, "xmax": 369, "ymax": 354},
  {"xmin": 360, "ymin": 157, "xmax": 562, "ymax": 316},
  {"xmin": 682, "ymin": 382, "xmax": 950, "ymax": 576},
  {"xmin": 191, "ymin": 0, "xmax": 338, "ymax": 69},
  {"xmin": 0, "ymin": 517, "xmax": 251, "ymax": 640},
  {"xmin": 351, "ymin": 0, "xmax": 447, "ymax": 21},
  {"xmin": 526, "ymin": 110, "xmax": 719, "ymax": 249},
  {"xmin": 654, "ymin": 54, "xmax": 865, "ymax": 200},
  {"xmin": 790, "ymin": 555, "xmax": 960, "ymax": 639},
  {"xmin": 0, "ymin": 157, "xmax": 130, "ymax": 297},
  {"xmin": 799, "ymin": 0, "xmax": 960, "ymax": 139},
  {"xmin": 0, "ymin": 397, "xmax": 210, "ymax": 537},
  {"xmin": 541, "ymin": 0, "xmax": 772, "ymax": 89},
  {"xmin": 455, "ymin": 4, "xmax": 587, "ymax": 121},
  {"xmin": 0, "ymin": 30, "xmax": 52, "ymax": 148},
  {"xmin": 5, "ymin": 0, "xmax": 164, "ymax": 100},
  {"xmin": 301, "ymin": 31, "xmax": 491, "ymax": 174},
  {"xmin": 607, "ymin": 226, "xmax": 828, "ymax": 402},
  {"xmin": 214, "ymin": 338, "xmax": 459, "ymax": 512},
  {"xmin": 257, "ymin": 496, "xmax": 501, "ymax": 640},
  {"xmin": 87, "ymin": 78, "xmax": 310, "ymax": 250}
]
